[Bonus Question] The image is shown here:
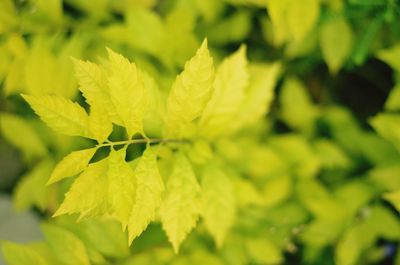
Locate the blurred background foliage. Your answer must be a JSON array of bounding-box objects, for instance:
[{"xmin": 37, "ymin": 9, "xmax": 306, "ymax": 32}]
[{"xmin": 1, "ymin": 0, "xmax": 400, "ymax": 264}]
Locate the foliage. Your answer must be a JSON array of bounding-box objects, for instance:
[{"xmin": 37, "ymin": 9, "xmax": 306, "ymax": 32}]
[{"xmin": 1, "ymin": 0, "xmax": 400, "ymax": 264}]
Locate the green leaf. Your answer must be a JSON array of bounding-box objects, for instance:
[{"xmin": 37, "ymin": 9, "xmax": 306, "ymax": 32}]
[
  {"xmin": 320, "ymin": 16, "xmax": 354, "ymax": 74},
  {"xmin": 200, "ymin": 45, "xmax": 248, "ymax": 138},
  {"xmin": 107, "ymin": 48, "xmax": 147, "ymax": 138},
  {"xmin": 159, "ymin": 153, "xmax": 201, "ymax": 253},
  {"xmin": 0, "ymin": 113, "xmax": 47, "ymax": 159},
  {"xmin": 47, "ymin": 148, "xmax": 97, "ymax": 185},
  {"xmin": 165, "ymin": 39, "xmax": 215, "ymax": 138},
  {"xmin": 200, "ymin": 164, "xmax": 235, "ymax": 248},
  {"xmin": 107, "ymin": 147, "xmax": 136, "ymax": 229},
  {"xmin": 128, "ymin": 146, "xmax": 164, "ymax": 242},
  {"xmin": 22, "ymin": 94, "xmax": 91, "ymax": 138},
  {"xmin": 54, "ymin": 158, "xmax": 109, "ymax": 219},
  {"xmin": 41, "ymin": 223, "xmax": 90, "ymax": 265},
  {"xmin": 1, "ymin": 241, "xmax": 48, "ymax": 265}
]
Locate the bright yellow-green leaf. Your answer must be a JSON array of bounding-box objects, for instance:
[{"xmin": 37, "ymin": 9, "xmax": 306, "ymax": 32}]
[
  {"xmin": 125, "ymin": 7, "xmax": 165, "ymax": 56},
  {"xmin": 262, "ymin": 175, "xmax": 292, "ymax": 206},
  {"xmin": 0, "ymin": 113, "xmax": 47, "ymax": 159},
  {"xmin": 335, "ymin": 227, "xmax": 361, "ymax": 265},
  {"xmin": 320, "ymin": 16, "xmax": 354, "ymax": 74},
  {"xmin": 245, "ymin": 238, "xmax": 283, "ymax": 264},
  {"xmin": 34, "ymin": 0, "xmax": 63, "ymax": 23},
  {"xmin": 14, "ymin": 159, "xmax": 54, "ymax": 211},
  {"xmin": 236, "ymin": 63, "xmax": 281, "ymax": 129},
  {"xmin": 22, "ymin": 94, "xmax": 91, "ymax": 138},
  {"xmin": 47, "ymin": 148, "xmax": 97, "ymax": 185},
  {"xmin": 200, "ymin": 164, "xmax": 235, "ymax": 248},
  {"xmin": 165, "ymin": 39, "xmax": 215, "ymax": 138},
  {"xmin": 72, "ymin": 58, "xmax": 122, "ymax": 125},
  {"xmin": 234, "ymin": 178, "xmax": 264, "ymax": 206},
  {"xmin": 280, "ymin": 78, "xmax": 319, "ymax": 134},
  {"xmin": 1, "ymin": 242, "xmax": 48, "ymax": 265},
  {"xmin": 267, "ymin": 0, "xmax": 319, "ymax": 44},
  {"xmin": 266, "ymin": 0, "xmax": 291, "ymax": 45},
  {"xmin": 384, "ymin": 189, "xmax": 400, "ymax": 212},
  {"xmin": 54, "ymin": 158, "xmax": 109, "ymax": 219},
  {"xmin": 128, "ymin": 147, "xmax": 164, "ymax": 242},
  {"xmin": 159, "ymin": 153, "xmax": 201, "ymax": 253},
  {"xmin": 89, "ymin": 104, "xmax": 113, "ymax": 143},
  {"xmin": 108, "ymin": 147, "xmax": 136, "ymax": 229},
  {"xmin": 77, "ymin": 218, "xmax": 129, "ymax": 258},
  {"xmin": 376, "ymin": 44, "xmax": 400, "ymax": 72},
  {"xmin": 141, "ymin": 69, "xmax": 165, "ymax": 137},
  {"xmin": 287, "ymin": 0, "xmax": 320, "ymax": 42},
  {"xmin": 41, "ymin": 223, "xmax": 90, "ymax": 265},
  {"xmin": 385, "ymin": 85, "xmax": 400, "ymax": 111},
  {"xmin": 107, "ymin": 48, "xmax": 147, "ymax": 138},
  {"xmin": 23, "ymin": 37, "xmax": 80, "ymax": 98},
  {"xmin": 0, "ymin": 0, "xmax": 18, "ymax": 34},
  {"xmin": 370, "ymin": 113, "xmax": 400, "ymax": 151},
  {"xmin": 200, "ymin": 46, "xmax": 248, "ymax": 138}
]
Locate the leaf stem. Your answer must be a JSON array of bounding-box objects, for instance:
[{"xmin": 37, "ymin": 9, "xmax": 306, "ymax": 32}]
[{"xmin": 96, "ymin": 138, "xmax": 188, "ymax": 148}]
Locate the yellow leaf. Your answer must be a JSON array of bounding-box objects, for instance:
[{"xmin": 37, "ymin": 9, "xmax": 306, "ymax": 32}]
[
  {"xmin": 376, "ymin": 44, "xmax": 400, "ymax": 73},
  {"xmin": 72, "ymin": 58, "xmax": 122, "ymax": 125},
  {"xmin": 107, "ymin": 48, "xmax": 147, "ymax": 138},
  {"xmin": 235, "ymin": 63, "xmax": 281, "ymax": 129},
  {"xmin": 287, "ymin": 0, "xmax": 320, "ymax": 42},
  {"xmin": 1, "ymin": 242, "xmax": 48, "ymax": 265},
  {"xmin": 47, "ymin": 148, "xmax": 97, "ymax": 185},
  {"xmin": 0, "ymin": 113, "xmax": 47, "ymax": 159},
  {"xmin": 200, "ymin": 164, "xmax": 235, "ymax": 248},
  {"xmin": 141, "ymin": 69, "xmax": 165, "ymax": 137},
  {"xmin": 320, "ymin": 16, "xmax": 353, "ymax": 74},
  {"xmin": 280, "ymin": 78, "xmax": 318, "ymax": 134},
  {"xmin": 384, "ymin": 189, "xmax": 400, "ymax": 212},
  {"xmin": 41, "ymin": 224, "xmax": 90, "ymax": 265},
  {"xmin": 89, "ymin": 104, "xmax": 113, "ymax": 143},
  {"xmin": 107, "ymin": 147, "xmax": 136, "ymax": 229},
  {"xmin": 245, "ymin": 238, "xmax": 283, "ymax": 264},
  {"xmin": 165, "ymin": 39, "xmax": 215, "ymax": 138},
  {"xmin": 54, "ymin": 158, "xmax": 109, "ymax": 219},
  {"xmin": 200, "ymin": 45, "xmax": 248, "ymax": 138},
  {"xmin": 14, "ymin": 160, "xmax": 54, "ymax": 211},
  {"xmin": 22, "ymin": 94, "xmax": 91, "ymax": 138},
  {"xmin": 266, "ymin": 0, "xmax": 292, "ymax": 45},
  {"xmin": 159, "ymin": 153, "xmax": 200, "ymax": 253},
  {"xmin": 128, "ymin": 147, "xmax": 164, "ymax": 243}
]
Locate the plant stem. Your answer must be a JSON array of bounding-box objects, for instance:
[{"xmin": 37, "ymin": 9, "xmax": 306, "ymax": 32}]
[{"xmin": 96, "ymin": 138, "xmax": 188, "ymax": 148}]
